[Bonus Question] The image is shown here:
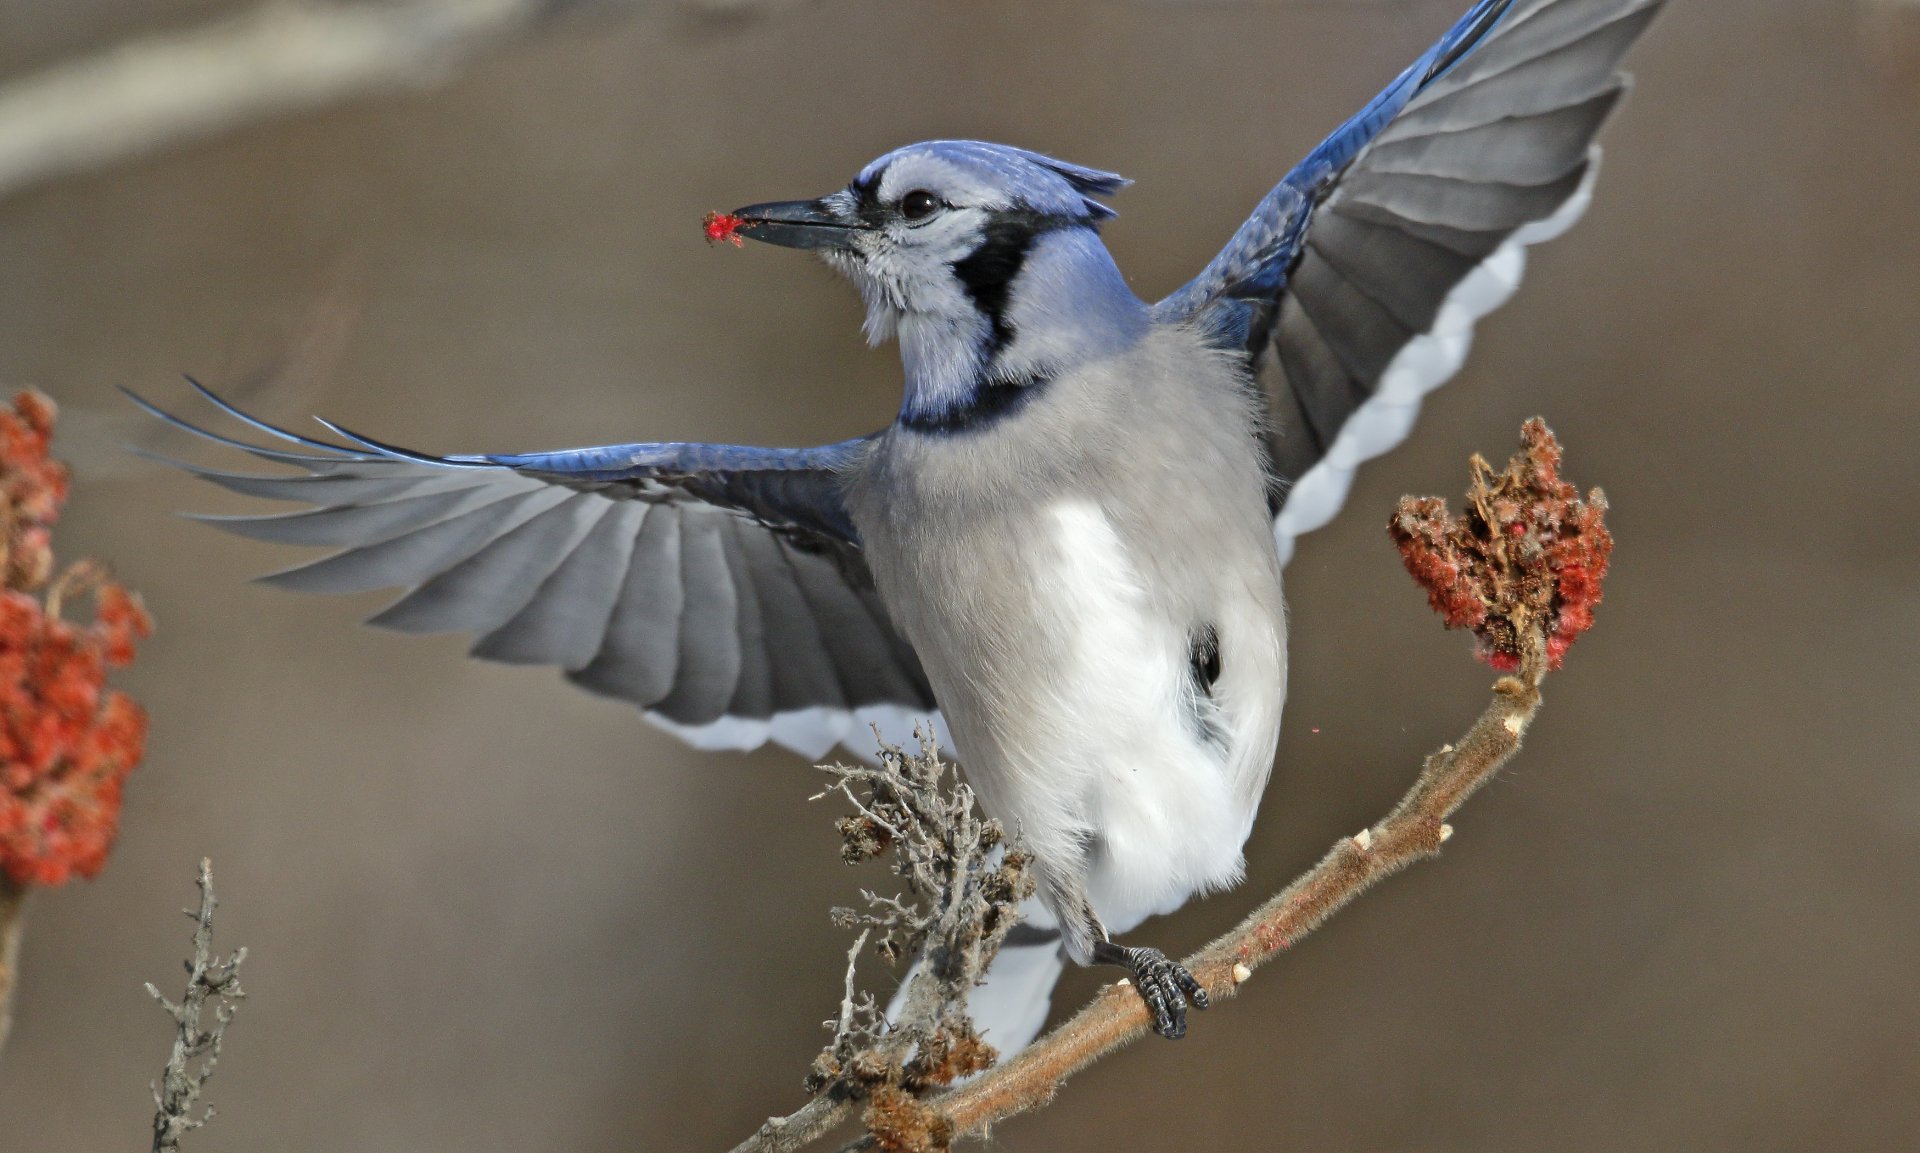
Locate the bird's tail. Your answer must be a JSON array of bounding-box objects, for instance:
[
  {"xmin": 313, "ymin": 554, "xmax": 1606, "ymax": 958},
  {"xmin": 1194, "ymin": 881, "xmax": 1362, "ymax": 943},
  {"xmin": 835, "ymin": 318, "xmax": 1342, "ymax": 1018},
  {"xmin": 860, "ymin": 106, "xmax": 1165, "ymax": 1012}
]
[{"xmin": 888, "ymin": 897, "xmax": 1066, "ymax": 1060}]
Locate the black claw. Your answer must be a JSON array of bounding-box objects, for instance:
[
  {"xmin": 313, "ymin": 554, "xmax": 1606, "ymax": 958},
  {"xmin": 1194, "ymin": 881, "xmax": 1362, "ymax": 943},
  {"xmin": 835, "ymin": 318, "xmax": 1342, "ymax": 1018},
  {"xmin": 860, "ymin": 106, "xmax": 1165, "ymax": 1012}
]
[
  {"xmin": 1178, "ymin": 965, "xmax": 1210, "ymax": 1011},
  {"xmin": 1093, "ymin": 941, "xmax": 1208, "ymax": 1040}
]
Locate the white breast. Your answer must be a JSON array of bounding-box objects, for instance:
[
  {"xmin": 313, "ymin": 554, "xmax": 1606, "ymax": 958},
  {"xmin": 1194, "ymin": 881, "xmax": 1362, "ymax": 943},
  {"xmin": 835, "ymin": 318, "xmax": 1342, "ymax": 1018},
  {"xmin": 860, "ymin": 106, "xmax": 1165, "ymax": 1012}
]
[{"xmin": 1035, "ymin": 500, "xmax": 1270, "ymax": 934}]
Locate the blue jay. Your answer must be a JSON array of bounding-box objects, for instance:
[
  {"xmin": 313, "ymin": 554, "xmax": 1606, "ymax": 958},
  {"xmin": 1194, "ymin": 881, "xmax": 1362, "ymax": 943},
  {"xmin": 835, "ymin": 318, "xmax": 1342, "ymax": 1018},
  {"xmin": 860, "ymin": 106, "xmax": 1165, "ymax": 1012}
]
[{"xmin": 134, "ymin": 0, "xmax": 1659, "ymax": 1047}]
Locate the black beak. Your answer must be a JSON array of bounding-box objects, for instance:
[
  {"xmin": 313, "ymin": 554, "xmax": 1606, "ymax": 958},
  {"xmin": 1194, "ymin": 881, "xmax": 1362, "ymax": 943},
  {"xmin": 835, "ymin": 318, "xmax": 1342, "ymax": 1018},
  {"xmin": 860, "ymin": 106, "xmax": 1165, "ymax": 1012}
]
[{"xmin": 730, "ymin": 199, "xmax": 858, "ymax": 251}]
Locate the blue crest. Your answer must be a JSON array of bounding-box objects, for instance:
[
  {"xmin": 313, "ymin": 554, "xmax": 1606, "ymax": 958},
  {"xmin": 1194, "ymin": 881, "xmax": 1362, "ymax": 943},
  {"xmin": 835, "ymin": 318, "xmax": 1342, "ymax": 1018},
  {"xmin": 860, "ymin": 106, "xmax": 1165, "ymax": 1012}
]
[{"xmin": 856, "ymin": 140, "xmax": 1130, "ymax": 222}]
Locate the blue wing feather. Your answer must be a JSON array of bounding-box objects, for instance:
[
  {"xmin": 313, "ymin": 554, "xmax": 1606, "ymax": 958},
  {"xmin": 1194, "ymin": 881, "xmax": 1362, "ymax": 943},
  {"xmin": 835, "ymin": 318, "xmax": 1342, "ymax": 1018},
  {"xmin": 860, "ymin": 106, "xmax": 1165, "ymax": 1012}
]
[
  {"xmin": 119, "ymin": 386, "xmax": 379, "ymax": 467},
  {"xmin": 182, "ymin": 374, "xmax": 360, "ymax": 455},
  {"xmin": 1286, "ymin": 0, "xmax": 1513, "ymax": 189},
  {"xmin": 1155, "ymin": 0, "xmax": 1516, "ymax": 323},
  {"xmin": 487, "ymin": 438, "xmax": 870, "ymax": 482},
  {"xmin": 312, "ymin": 418, "xmax": 494, "ymax": 468},
  {"xmin": 1152, "ymin": 0, "xmax": 1656, "ymax": 571},
  {"xmin": 135, "ymin": 384, "xmax": 875, "ymax": 547}
]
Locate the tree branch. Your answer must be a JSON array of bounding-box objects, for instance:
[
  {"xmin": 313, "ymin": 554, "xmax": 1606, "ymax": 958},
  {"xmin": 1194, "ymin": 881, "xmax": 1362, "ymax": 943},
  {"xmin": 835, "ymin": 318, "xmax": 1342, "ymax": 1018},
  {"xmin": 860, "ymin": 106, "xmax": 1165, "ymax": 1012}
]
[
  {"xmin": 0, "ymin": 0, "xmax": 557, "ymax": 201},
  {"xmin": 0, "ymin": 0, "xmax": 828, "ymax": 202},
  {"xmin": 147, "ymin": 859, "xmax": 247, "ymax": 1153},
  {"xmin": 0, "ymin": 877, "xmax": 23, "ymax": 1057},
  {"xmin": 729, "ymin": 1095, "xmax": 856, "ymax": 1153},
  {"xmin": 925, "ymin": 638, "xmax": 1546, "ymax": 1145},
  {"xmin": 724, "ymin": 640, "xmax": 1545, "ymax": 1153}
]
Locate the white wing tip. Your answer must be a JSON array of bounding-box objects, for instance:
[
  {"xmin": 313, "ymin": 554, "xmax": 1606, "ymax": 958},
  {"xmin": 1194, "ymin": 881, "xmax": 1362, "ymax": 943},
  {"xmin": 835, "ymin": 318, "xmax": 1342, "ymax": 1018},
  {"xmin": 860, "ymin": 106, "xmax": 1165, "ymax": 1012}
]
[
  {"xmin": 1272, "ymin": 145, "xmax": 1606, "ymax": 566},
  {"xmin": 768, "ymin": 706, "xmax": 853, "ymax": 761},
  {"xmin": 642, "ymin": 711, "xmax": 772, "ymax": 753},
  {"xmin": 642, "ymin": 702, "xmax": 952, "ymax": 764}
]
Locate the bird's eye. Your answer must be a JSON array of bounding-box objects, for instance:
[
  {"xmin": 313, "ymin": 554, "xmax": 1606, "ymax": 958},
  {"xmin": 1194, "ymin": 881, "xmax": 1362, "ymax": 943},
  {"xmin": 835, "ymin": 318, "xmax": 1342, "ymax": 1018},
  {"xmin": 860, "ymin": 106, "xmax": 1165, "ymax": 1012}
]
[{"xmin": 900, "ymin": 190, "xmax": 941, "ymax": 221}]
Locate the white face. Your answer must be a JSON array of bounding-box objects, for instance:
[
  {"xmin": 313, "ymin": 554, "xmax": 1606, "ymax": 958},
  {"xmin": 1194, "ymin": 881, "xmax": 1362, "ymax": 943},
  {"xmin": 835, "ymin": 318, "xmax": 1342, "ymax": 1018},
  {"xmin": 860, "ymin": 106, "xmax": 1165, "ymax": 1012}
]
[{"xmin": 818, "ymin": 151, "xmax": 1014, "ymax": 346}]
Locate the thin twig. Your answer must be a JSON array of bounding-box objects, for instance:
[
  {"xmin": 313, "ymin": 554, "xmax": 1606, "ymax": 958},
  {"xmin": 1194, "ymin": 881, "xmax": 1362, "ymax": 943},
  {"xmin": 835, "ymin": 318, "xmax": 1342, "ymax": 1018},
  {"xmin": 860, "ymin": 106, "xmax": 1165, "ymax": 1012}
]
[
  {"xmin": 733, "ymin": 732, "xmax": 1032, "ymax": 1153},
  {"xmin": 834, "ymin": 928, "xmax": 872, "ymax": 1041},
  {"xmin": 147, "ymin": 859, "xmax": 247, "ymax": 1153},
  {"xmin": 728, "ymin": 1094, "xmax": 856, "ymax": 1153},
  {"xmin": 0, "ymin": 877, "xmax": 24, "ymax": 1057}
]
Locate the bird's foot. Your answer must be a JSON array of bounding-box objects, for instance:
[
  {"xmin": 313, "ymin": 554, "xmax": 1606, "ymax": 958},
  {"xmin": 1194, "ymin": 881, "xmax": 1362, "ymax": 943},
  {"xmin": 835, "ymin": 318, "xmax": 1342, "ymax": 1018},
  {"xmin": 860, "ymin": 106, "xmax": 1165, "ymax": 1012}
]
[{"xmin": 1091, "ymin": 940, "xmax": 1209, "ymax": 1039}]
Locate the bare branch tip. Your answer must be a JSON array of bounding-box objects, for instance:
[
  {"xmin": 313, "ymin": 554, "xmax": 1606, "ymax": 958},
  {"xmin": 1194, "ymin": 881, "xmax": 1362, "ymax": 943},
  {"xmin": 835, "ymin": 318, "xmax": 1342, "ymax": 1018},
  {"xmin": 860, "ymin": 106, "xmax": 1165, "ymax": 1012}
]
[{"xmin": 148, "ymin": 859, "xmax": 246, "ymax": 1153}]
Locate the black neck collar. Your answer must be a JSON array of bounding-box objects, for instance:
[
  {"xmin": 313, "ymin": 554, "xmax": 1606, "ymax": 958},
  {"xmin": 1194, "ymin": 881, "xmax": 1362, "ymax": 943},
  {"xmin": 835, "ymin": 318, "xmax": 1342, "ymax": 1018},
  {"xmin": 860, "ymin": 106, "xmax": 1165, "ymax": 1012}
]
[{"xmin": 897, "ymin": 370, "xmax": 1053, "ymax": 436}]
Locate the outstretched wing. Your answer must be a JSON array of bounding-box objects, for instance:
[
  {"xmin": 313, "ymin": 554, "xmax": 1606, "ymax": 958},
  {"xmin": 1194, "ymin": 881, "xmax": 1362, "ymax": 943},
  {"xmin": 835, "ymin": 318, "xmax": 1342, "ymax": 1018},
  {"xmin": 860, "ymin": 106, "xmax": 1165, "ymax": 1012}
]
[
  {"xmin": 1156, "ymin": 0, "xmax": 1662, "ymax": 564},
  {"xmin": 130, "ymin": 382, "xmax": 939, "ymax": 760}
]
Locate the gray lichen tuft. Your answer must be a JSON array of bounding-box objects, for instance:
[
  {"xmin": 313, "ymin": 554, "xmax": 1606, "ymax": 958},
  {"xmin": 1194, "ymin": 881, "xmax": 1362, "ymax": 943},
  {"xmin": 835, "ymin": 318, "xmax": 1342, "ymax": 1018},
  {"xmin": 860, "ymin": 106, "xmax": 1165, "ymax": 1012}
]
[{"xmin": 809, "ymin": 727, "xmax": 1035, "ymax": 1148}]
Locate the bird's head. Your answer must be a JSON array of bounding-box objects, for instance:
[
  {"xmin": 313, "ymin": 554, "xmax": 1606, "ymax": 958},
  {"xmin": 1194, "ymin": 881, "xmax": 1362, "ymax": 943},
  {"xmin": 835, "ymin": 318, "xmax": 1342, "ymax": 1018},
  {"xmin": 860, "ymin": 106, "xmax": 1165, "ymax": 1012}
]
[{"xmin": 725, "ymin": 141, "xmax": 1149, "ymax": 427}]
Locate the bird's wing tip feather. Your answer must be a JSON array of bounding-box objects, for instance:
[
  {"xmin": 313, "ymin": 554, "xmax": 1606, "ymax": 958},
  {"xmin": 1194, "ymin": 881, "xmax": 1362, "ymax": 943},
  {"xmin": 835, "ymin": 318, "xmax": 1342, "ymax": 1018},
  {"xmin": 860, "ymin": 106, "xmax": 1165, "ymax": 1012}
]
[{"xmin": 310, "ymin": 418, "xmax": 482, "ymax": 469}]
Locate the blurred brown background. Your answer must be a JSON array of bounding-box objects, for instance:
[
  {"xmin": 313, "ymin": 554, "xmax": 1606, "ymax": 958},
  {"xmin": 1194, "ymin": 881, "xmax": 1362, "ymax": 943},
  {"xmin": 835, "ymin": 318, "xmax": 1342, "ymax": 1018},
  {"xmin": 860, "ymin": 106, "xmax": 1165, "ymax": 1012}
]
[{"xmin": 1, "ymin": 0, "xmax": 1916, "ymax": 1149}]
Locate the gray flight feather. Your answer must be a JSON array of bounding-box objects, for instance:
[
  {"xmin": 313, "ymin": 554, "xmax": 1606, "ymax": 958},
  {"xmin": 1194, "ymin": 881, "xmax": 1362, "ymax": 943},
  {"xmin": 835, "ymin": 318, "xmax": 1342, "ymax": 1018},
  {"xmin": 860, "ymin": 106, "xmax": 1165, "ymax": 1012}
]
[
  {"xmin": 137, "ymin": 386, "xmax": 935, "ymax": 758},
  {"xmin": 476, "ymin": 500, "xmax": 638, "ymax": 670},
  {"xmin": 1158, "ymin": 0, "xmax": 1661, "ymax": 563}
]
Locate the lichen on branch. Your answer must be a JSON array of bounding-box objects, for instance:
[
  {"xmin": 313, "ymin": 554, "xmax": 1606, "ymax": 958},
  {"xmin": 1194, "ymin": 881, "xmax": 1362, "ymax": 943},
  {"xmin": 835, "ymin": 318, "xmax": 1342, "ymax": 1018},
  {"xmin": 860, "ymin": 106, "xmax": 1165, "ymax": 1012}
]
[
  {"xmin": 147, "ymin": 859, "xmax": 246, "ymax": 1153},
  {"xmin": 743, "ymin": 729, "xmax": 1033, "ymax": 1153}
]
